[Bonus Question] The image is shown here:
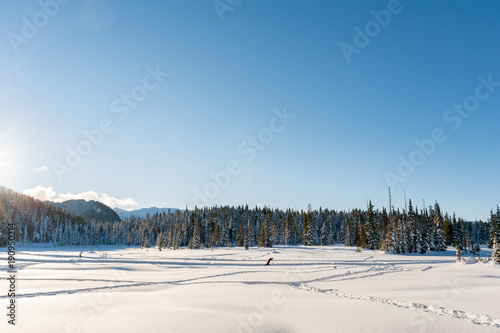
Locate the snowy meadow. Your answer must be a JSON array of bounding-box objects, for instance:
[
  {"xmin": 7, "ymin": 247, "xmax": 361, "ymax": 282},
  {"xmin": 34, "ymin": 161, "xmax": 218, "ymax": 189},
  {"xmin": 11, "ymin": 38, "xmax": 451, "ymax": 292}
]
[{"xmin": 1, "ymin": 244, "xmax": 499, "ymax": 333}]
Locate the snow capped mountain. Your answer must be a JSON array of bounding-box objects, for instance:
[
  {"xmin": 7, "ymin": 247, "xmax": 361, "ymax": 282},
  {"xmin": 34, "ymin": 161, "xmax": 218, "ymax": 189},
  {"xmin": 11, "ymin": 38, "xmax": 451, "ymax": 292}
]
[{"xmin": 114, "ymin": 207, "xmax": 181, "ymax": 219}]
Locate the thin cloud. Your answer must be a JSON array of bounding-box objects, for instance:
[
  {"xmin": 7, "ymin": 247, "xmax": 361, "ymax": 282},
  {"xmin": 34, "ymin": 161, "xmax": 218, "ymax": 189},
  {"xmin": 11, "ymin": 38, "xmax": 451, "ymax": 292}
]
[
  {"xmin": 22, "ymin": 185, "xmax": 140, "ymax": 210},
  {"xmin": 33, "ymin": 165, "xmax": 49, "ymax": 172}
]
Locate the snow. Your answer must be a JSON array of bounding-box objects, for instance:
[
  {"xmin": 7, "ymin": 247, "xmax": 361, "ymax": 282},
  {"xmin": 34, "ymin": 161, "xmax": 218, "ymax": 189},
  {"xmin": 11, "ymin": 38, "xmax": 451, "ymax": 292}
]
[{"xmin": 1, "ymin": 245, "xmax": 499, "ymax": 333}]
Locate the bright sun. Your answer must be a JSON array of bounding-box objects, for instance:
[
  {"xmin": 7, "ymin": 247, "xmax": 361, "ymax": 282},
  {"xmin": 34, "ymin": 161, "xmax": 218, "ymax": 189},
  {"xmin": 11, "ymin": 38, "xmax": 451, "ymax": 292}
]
[{"xmin": 0, "ymin": 127, "xmax": 30, "ymax": 184}]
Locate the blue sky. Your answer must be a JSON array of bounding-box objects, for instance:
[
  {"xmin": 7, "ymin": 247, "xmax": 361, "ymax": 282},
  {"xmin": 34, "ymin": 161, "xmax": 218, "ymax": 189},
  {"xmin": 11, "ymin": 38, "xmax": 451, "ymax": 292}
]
[{"xmin": 0, "ymin": 0, "xmax": 499, "ymax": 220}]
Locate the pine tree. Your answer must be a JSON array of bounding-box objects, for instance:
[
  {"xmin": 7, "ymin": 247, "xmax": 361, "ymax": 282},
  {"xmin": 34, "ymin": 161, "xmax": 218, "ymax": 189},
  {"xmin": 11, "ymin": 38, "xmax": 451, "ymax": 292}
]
[
  {"xmin": 244, "ymin": 218, "xmax": 253, "ymax": 248},
  {"xmin": 455, "ymin": 244, "xmax": 462, "ymax": 262},
  {"xmin": 188, "ymin": 216, "xmax": 202, "ymax": 249},
  {"xmin": 342, "ymin": 216, "xmax": 353, "ymax": 247},
  {"xmin": 258, "ymin": 214, "xmax": 273, "ymax": 247},
  {"xmin": 364, "ymin": 201, "xmax": 379, "ymax": 250},
  {"xmin": 487, "ymin": 208, "xmax": 500, "ymax": 248},
  {"xmin": 452, "ymin": 214, "xmax": 462, "ymax": 249},
  {"xmin": 320, "ymin": 221, "xmax": 330, "ymax": 246},
  {"xmin": 406, "ymin": 200, "xmax": 417, "ymax": 253},
  {"xmin": 433, "ymin": 203, "xmax": 447, "ymax": 252},
  {"xmin": 384, "ymin": 213, "xmax": 397, "ymax": 253},
  {"xmin": 356, "ymin": 212, "xmax": 367, "ymax": 249},
  {"xmin": 471, "ymin": 243, "xmax": 481, "ymax": 256},
  {"xmin": 236, "ymin": 224, "xmax": 244, "ymax": 247},
  {"xmin": 283, "ymin": 213, "xmax": 292, "ymax": 245},
  {"xmin": 443, "ymin": 213, "xmax": 453, "ymax": 246},
  {"xmin": 220, "ymin": 223, "xmax": 229, "ymax": 247},
  {"xmin": 157, "ymin": 232, "xmax": 164, "ymax": 251},
  {"xmin": 302, "ymin": 212, "xmax": 315, "ymax": 246},
  {"xmin": 492, "ymin": 238, "xmax": 500, "ymax": 264}
]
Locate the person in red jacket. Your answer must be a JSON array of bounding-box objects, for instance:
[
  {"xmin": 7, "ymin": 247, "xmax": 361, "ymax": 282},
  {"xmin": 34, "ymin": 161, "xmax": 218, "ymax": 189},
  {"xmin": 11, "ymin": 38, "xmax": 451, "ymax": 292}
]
[{"xmin": 265, "ymin": 258, "xmax": 274, "ymax": 266}]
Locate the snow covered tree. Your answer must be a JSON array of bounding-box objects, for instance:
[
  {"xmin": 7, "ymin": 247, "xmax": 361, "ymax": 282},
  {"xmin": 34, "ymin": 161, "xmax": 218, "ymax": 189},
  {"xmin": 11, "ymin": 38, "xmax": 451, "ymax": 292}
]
[
  {"xmin": 443, "ymin": 213, "xmax": 453, "ymax": 246},
  {"xmin": 245, "ymin": 218, "xmax": 254, "ymax": 247},
  {"xmin": 471, "ymin": 243, "xmax": 481, "ymax": 256},
  {"xmin": 488, "ymin": 208, "xmax": 500, "ymax": 248},
  {"xmin": 492, "ymin": 238, "xmax": 500, "ymax": 264},
  {"xmin": 364, "ymin": 201, "xmax": 379, "ymax": 250},
  {"xmin": 236, "ymin": 224, "xmax": 244, "ymax": 247},
  {"xmin": 320, "ymin": 221, "xmax": 330, "ymax": 246},
  {"xmin": 433, "ymin": 203, "xmax": 447, "ymax": 252},
  {"xmin": 220, "ymin": 222, "xmax": 229, "ymax": 247},
  {"xmin": 258, "ymin": 214, "xmax": 273, "ymax": 248},
  {"xmin": 302, "ymin": 212, "xmax": 315, "ymax": 246},
  {"xmin": 188, "ymin": 216, "xmax": 202, "ymax": 249},
  {"xmin": 157, "ymin": 232, "xmax": 164, "ymax": 251},
  {"xmin": 406, "ymin": 200, "xmax": 417, "ymax": 253},
  {"xmin": 455, "ymin": 244, "xmax": 462, "ymax": 262},
  {"xmin": 491, "ymin": 239, "xmax": 500, "ymax": 264}
]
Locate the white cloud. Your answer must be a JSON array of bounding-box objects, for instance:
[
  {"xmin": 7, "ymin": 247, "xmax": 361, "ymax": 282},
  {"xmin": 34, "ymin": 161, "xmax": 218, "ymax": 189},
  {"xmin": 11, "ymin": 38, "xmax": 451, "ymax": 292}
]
[
  {"xmin": 33, "ymin": 165, "xmax": 49, "ymax": 172},
  {"xmin": 22, "ymin": 185, "xmax": 140, "ymax": 210}
]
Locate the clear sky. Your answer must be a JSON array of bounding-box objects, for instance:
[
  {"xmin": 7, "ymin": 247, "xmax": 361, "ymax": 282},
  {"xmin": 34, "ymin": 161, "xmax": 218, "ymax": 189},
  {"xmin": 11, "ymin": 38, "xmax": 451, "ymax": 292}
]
[{"xmin": 0, "ymin": 0, "xmax": 499, "ymax": 220}]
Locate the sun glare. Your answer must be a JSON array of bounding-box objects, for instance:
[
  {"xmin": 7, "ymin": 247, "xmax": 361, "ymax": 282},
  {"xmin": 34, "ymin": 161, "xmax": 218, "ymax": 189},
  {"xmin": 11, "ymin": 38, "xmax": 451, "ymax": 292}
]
[{"xmin": 0, "ymin": 127, "xmax": 30, "ymax": 183}]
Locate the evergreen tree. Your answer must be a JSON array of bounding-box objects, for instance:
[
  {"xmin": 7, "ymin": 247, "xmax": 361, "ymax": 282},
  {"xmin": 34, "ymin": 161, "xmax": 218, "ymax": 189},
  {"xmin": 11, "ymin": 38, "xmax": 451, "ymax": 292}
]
[
  {"xmin": 188, "ymin": 216, "xmax": 202, "ymax": 249},
  {"xmin": 471, "ymin": 243, "xmax": 481, "ymax": 256},
  {"xmin": 302, "ymin": 212, "xmax": 315, "ymax": 246},
  {"xmin": 235, "ymin": 224, "xmax": 244, "ymax": 247},
  {"xmin": 455, "ymin": 244, "xmax": 462, "ymax": 262},
  {"xmin": 364, "ymin": 201, "xmax": 379, "ymax": 250},
  {"xmin": 245, "ymin": 218, "xmax": 254, "ymax": 247},
  {"xmin": 157, "ymin": 232, "xmax": 164, "ymax": 251},
  {"xmin": 258, "ymin": 214, "xmax": 273, "ymax": 247},
  {"xmin": 433, "ymin": 203, "xmax": 447, "ymax": 252},
  {"xmin": 492, "ymin": 238, "xmax": 500, "ymax": 264},
  {"xmin": 443, "ymin": 213, "xmax": 453, "ymax": 246},
  {"xmin": 320, "ymin": 221, "xmax": 330, "ymax": 246},
  {"xmin": 488, "ymin": 208, "xmax": 500, "ymax": 248}
]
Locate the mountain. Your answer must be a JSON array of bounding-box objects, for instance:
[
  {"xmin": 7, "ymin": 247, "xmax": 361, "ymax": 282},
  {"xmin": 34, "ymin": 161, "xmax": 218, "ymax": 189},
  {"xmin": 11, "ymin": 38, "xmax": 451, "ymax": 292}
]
[
  {"xmin": 114, "ymin": 207, "xmax": 180, "ymax": 219},
  {"xmin": 53, "ymin": 199, "xmax": 120, "ymax": 222}
]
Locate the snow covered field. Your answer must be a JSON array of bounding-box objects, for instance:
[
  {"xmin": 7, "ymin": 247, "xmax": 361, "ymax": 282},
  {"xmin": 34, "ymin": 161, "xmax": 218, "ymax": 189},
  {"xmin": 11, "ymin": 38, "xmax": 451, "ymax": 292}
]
[{"xmin": 1, "ymin": 245, "xmax": 499, "ymax": 333}]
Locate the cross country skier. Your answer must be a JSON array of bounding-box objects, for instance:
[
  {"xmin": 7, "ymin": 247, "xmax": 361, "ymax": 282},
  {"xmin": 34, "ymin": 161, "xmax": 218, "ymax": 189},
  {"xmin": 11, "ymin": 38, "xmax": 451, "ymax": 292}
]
[{"xmin": 265, "ymin": 258, "xmax": 274, "ymax": 266}]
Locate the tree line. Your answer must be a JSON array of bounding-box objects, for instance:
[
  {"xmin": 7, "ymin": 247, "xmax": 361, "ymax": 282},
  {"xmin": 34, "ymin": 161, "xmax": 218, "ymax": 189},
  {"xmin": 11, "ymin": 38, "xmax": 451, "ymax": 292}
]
[{"xmin": 1, "ymin": 188, "xmax": 499, "ymax": 255}]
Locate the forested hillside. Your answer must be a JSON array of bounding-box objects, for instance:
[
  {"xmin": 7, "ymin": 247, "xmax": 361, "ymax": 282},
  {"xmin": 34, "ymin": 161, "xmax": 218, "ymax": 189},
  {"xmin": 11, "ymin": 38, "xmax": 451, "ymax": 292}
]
[{"xmin": 0, "ymin": 188, "xmax": 84, "ymax": 246}]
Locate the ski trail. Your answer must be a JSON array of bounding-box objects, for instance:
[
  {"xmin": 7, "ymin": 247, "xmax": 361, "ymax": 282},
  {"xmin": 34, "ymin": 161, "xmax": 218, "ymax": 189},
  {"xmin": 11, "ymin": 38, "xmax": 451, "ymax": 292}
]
[
  {"xmin": 302, "ymin": 264, "xmax": 403, "ymax": 283},
  {"xmin": 0, "ymin": 262, "xmax": 35, "ymax": 271},
  {"xmin": 0, "ymin": 269, "xmax": 260, "ymax": 299},
  {"xmin": 295, "ymin": 284, "xmax": 500, "ymax": 328}
]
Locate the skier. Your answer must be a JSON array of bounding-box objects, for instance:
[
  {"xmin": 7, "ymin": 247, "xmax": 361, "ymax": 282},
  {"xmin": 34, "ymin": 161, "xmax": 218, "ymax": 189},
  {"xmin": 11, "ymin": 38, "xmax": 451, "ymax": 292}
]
[
  {"xmin": 265, "ymin": 258, "xmax": 274, "ymax": 266},
  {"xmin": 79, "ymin": 251, "xmax": 82, "ymax": 258}
]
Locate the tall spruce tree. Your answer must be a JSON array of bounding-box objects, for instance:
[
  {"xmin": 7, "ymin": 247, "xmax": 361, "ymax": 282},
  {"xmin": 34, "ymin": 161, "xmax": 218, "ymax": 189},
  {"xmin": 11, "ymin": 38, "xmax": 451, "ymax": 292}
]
[
  {"xmin": 488, "ymin": 208, "xmax": 500, "ymax": 248},
  {"xmin": 433, "ymin": 203, "xmax": 447, "ymax": 252},
  {"xmin": 188, "ymin": 216, "xmax": 202, "ymax": 249},
  {"xmin": 364, "ymin": 201, "xmax": 379, "ymax": 250}
]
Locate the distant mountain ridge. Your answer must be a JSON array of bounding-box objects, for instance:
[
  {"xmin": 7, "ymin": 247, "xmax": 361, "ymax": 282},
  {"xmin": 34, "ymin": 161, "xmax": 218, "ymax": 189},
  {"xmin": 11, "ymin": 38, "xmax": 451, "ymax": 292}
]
[
  {"xmin": 114, "ymin": 207, "xmax": 181, "ymax": 219},
  {"xmin": 53, "ymin": 199, "xmax": 120, "ymax": 222}
]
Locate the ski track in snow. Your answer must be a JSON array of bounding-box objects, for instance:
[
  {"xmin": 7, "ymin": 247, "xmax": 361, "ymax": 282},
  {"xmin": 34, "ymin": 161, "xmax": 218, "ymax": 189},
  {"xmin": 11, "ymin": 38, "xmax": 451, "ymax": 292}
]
[
  {"xmin": 294, "ymin": 283, "xmax": 500, "ymax": 328},
  {"xmin": 0, "ymin": 270, "xmax": 263, "ymax": 299}
]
